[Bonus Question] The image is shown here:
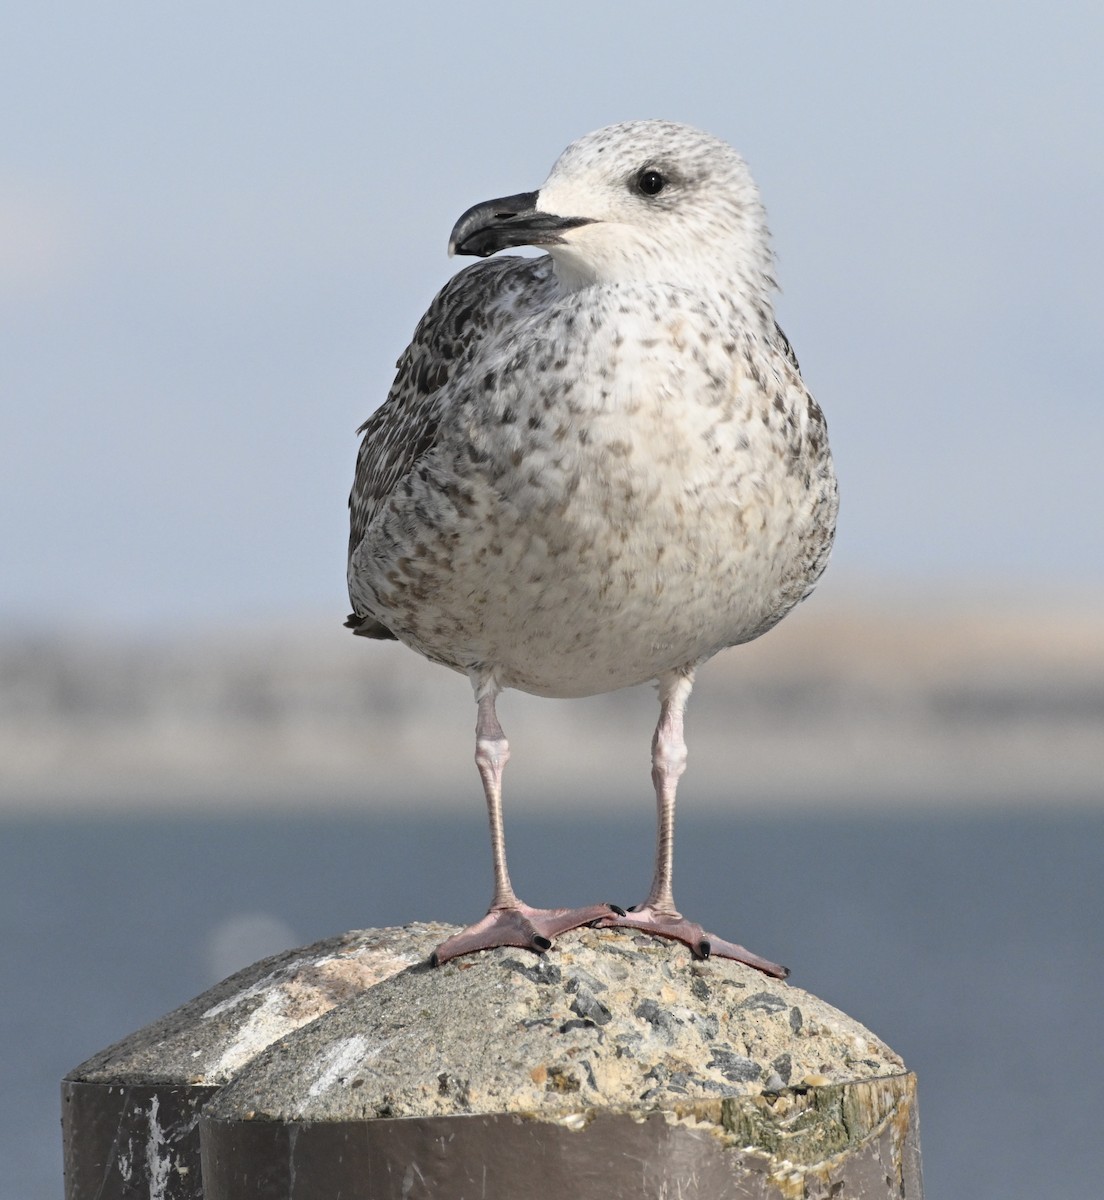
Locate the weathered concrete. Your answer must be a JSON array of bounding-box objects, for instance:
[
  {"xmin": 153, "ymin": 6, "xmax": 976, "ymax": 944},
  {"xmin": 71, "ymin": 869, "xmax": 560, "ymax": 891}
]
[
  {"xmin": 207, "ymin": 928, "xmax": 902, "ymax": 1120},
  {"xmin": 64, "ymin": 923, "xmax": 923, "ymax": 1198},
  {"xmin": 62, "ymin": 922, "xmax": 455, "ymax": 1200},
  {"xmin": 202, "ymin": 927, "xmax": 922, "ymax": 1197}
]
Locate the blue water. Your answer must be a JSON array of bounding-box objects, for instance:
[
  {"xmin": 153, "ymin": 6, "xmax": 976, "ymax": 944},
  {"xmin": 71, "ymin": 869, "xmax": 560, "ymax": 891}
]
[{"xmin": 2, "ymin": 808, "xmax": 1101, "ymax": 1199}]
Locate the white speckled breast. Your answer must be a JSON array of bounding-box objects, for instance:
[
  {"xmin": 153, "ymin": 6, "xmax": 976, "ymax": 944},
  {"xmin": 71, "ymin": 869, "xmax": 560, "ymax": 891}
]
[{"xmin": 348, "ymin": 275, "xmax": 837, "ymax": 698}]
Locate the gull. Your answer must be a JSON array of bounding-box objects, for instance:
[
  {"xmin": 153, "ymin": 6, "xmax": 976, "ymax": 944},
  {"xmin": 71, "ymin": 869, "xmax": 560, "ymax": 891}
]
[{"xmin": 347, "ymin": 121, "xmax": 838, "ymax": 977}]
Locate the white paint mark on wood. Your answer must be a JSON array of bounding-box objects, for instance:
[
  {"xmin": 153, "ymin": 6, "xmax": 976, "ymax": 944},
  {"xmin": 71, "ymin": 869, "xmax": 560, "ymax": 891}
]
[{"xmin": 145, "ymin": 1094, "xmax": 172, "ymax": 1200}]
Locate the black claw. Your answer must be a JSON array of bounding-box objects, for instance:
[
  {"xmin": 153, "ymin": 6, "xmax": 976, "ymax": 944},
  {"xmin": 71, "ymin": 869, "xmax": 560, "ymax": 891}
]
[
  {"xmin": 609, "ymin": 903, "xmax": 627, "ymax": 917},
  {"xmin": 532, "ymin": 935, "xmax": 553, "ymax": 952},
  {"xmin": 429, "ymin": 951, "xmax": 441, "ymax": 968},
  {"xmin": 696, "ymin": 938, "xmax": 712, "ymax": 960},
  {"xmin": 778, "ymin": 965, "xmax": 791, "ymax": 979}
]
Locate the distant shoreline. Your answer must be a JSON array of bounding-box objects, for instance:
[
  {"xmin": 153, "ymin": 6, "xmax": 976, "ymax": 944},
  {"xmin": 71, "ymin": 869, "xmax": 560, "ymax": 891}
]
[{"xmin": 3, "ymin": 595, "xmax": 1102, "ymax": 814}]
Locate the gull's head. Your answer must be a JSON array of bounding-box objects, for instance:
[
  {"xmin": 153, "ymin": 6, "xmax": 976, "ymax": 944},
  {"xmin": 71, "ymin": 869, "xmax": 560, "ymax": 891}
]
[{"xmin": 448, "ymin": 120, "xmax": 775, "ymax": 300}]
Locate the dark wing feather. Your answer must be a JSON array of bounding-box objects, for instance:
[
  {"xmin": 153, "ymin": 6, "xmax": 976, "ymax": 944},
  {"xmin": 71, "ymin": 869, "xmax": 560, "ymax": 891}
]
[
  {"xmin": 346, "ymin": 256, "xmax": 556, "ymax": 634},
  {"xmin": 774, "ymin": 322, "xmax": 801, "ymax": 375}
]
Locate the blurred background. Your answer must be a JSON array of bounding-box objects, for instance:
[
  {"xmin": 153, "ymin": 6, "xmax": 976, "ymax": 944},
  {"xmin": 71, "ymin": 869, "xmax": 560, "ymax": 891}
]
[{"xmin": 2, "ymin": 3, "xmax": 1102, "ymax": 1196}]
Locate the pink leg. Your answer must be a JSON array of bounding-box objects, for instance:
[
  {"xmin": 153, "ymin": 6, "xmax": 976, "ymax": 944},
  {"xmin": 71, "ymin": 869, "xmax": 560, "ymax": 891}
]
[
  {"xmin": 432, "ymin": 683, "xmax": 616, "ymax": 966},
  {"xmin": 599, "ymin": 669, "xmax": 788, "ymax": 979}
]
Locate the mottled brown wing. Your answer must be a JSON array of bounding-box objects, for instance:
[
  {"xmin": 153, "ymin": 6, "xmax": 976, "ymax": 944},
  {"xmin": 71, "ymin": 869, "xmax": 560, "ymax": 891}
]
[
  {"xmin": 346, "ymin": 255, "xmax": 556, "ymax": 636},
  {"xmin": 770, "ymin": 323, "xmax": 837, "ymax": 600}
]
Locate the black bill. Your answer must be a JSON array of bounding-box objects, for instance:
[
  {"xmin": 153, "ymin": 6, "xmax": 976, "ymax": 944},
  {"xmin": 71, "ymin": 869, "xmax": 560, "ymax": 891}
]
[{"xmin": 448, "ymin": 191, "xmax": 594, "ymax": 257}]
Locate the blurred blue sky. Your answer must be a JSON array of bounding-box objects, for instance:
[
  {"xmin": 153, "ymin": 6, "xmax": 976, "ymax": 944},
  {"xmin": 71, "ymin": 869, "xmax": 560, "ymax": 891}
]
[{"xmin": 3, "ymin": 2, "xmax": 1102, "ymax": 628}]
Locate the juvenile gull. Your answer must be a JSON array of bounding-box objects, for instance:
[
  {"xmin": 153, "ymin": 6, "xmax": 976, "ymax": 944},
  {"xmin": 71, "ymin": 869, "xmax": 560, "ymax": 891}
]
[{"xmin": 347, "ymin": 121, "xmax": 838, "ymax": 977}]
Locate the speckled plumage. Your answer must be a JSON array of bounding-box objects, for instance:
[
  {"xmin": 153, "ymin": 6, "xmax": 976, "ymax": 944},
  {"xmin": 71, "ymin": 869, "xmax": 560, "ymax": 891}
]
[
  {"xmin": 346, "ymin": 121, "xmax": 839, "ymax": 970},
  {"xmin": 348, "ymin": 125, "xmax": 836, "ymax": 695}
]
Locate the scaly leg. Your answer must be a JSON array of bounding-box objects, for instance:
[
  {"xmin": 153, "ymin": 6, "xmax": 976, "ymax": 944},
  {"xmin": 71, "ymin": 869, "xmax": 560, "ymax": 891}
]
[
  {"xmin": 599, "ymin": 669, "xmax": 788, "ymax": 979},
  {"xmin": 432, "ymin": 680, "xmax": 617, "ymax": 966}
]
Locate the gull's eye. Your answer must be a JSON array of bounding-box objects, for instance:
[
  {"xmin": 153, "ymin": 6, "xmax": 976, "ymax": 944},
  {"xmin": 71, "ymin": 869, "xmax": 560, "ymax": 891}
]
[{"xmin": 634, "ymin": 169, "xmax": 667, "ymax": 197}]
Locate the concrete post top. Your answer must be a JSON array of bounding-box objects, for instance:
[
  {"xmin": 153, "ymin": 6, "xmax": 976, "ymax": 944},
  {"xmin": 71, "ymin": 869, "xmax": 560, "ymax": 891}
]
[
  {"xmin": 64, "ymin": 924, "xmax": 921, "ymax": 1198},
  {"xmin": 205, "ymin": 926, "xmax": 904, "ymax": 1125},
  {"xmin": 67, "ymin": 921, "xmax": 458, "ymax": 1088}
]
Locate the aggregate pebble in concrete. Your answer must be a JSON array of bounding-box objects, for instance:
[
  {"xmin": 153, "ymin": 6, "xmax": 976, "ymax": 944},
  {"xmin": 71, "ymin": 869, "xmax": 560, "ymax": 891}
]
[
  {"xmin": 209, "ymin": 927, "xmax": 904, "ymax": 1123},
  {"xmin": 69, "ymin": 922, "xmax": 457, "ymax": 1086}
]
